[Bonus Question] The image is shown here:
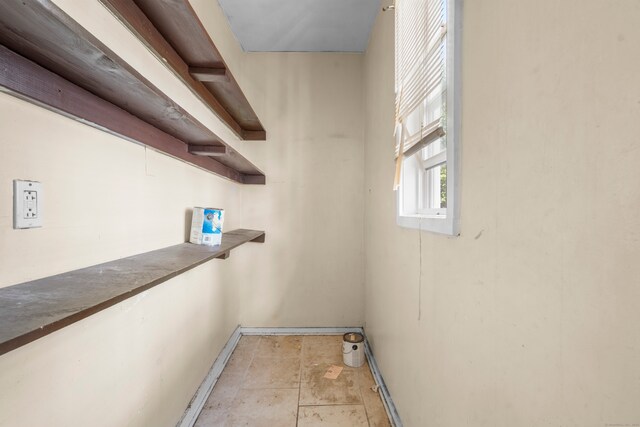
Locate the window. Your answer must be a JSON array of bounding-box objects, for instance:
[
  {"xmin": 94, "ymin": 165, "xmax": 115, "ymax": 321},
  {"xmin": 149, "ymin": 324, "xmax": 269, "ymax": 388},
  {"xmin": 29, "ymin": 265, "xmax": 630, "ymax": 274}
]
[{"xmin": 393, "ymin": 0, "xmax": 461, "ymax": 235}]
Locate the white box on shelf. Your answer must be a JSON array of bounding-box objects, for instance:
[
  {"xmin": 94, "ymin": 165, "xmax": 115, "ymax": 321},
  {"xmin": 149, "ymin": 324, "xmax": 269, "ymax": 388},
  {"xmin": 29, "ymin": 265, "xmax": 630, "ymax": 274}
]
[{"xmin": 190, "ymin": 207, "xmax": 224, "ymax": 246}]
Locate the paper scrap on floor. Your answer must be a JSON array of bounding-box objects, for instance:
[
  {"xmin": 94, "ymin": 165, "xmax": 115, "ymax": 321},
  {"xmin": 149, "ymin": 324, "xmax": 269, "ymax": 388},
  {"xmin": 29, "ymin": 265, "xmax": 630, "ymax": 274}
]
[{"xmin": 323, "ymin": 365, "xmax": 343, "ymax": 380}]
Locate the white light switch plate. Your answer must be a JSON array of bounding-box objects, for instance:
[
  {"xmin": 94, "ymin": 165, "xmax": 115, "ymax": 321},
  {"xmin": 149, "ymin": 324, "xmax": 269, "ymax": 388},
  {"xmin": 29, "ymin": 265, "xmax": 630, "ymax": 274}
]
[{"xmin": 13, "ymin": 180, "xmax": 43, "ymax": 229}]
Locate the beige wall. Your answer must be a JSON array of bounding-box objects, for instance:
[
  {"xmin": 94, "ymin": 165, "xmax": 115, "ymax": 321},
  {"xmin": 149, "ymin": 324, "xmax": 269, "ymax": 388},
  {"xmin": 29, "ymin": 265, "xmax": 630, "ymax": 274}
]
[
  {"xmin": 4, "ymin": 0, "xmax": 636, "ymax": 426},
  {"xmin": 0, "ymin": 93, "xmax": 245, "ymax": 427},
  {"xmin": 236, "ymin": 52, "xmax": 365, "ymax": 327},
  {"xmin": 0, "ymin": 253, "xmax": 240, "ymax": 427},
  {"xmin": 0, "ymin": 0, "xmax": 364, "ymax": 426},
  {"xmin": 364, "ymin": 1, "xmax": 640, "ymax": 426},
  {"xmin": 192, "ymin": 0, "xmax": 366, "ymax": 328},
  {"xmin": 0, "ymin": 94, "xmax": 244, "ymax": 287}
]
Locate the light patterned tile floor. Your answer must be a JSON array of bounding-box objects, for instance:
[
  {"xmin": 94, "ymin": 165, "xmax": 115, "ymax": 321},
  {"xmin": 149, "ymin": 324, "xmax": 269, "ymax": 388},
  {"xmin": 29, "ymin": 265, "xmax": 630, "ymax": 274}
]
[{"xmin": 195, "ymin": 335, "xmax": 391, "ymax": 427}]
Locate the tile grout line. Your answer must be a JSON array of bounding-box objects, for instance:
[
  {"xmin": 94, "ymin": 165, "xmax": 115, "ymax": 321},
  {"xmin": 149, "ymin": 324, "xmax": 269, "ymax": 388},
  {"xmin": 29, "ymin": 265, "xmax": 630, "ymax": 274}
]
[
  {"xmin": 296, "ymin": 336, "xmax": 304, "ymax": 426},
  {"xmin": 236, "ymin": 336, "xmax": 261, "ymax": 387},
  {"xmin": 298, "ymin": 403, "xmax": 373, "ymax": 407},
  {"xmin": 352, "ymin": 344, "xmax": 372, "ymax": 427},
  {"xmin": 219, "ymin": 335, "xmax": 261, "ymax": 426}
]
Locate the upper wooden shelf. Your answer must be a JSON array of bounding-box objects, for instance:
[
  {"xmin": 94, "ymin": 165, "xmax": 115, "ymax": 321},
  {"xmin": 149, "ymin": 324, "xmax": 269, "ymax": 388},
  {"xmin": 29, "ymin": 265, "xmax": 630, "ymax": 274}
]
[
  {"xmin": 0, "ymin": 229, "xmax": 265, "ymax": 356},
  {"xmin": 0, "ymin": 0, "xmax": 264, "ymax": 184},
  {"xmin": 99, "ymin": 0, "xmax": 267, "ymax": 141}
]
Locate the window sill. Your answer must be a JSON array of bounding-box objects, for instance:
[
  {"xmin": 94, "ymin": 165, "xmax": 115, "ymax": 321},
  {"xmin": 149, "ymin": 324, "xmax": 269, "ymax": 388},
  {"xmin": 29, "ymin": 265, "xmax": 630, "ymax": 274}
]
[
  {"xmin": 400, "ymin": 213, "xmax": 446, "ymax": 219},
  {"xmin": 397, "ymin": 214, "xmax": 459, "ymax": 236}
]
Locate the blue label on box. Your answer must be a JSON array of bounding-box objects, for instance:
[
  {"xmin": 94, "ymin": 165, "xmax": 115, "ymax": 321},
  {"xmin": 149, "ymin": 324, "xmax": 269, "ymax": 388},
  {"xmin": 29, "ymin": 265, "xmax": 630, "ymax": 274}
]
[
  {"xmin": 190, "ymin": 207, "xmax": 224, "ymax": 246},
  {"xmin": 203, "ymin": 209, "xmax": 223, "ymax": 234}
]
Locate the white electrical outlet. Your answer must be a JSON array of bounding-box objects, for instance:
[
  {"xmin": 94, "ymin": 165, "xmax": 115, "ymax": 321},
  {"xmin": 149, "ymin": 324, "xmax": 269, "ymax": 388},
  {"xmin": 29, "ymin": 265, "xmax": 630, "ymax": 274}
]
[{"xmin": 13, "ymin": 180, "xmax": 43, "ymax": 229}]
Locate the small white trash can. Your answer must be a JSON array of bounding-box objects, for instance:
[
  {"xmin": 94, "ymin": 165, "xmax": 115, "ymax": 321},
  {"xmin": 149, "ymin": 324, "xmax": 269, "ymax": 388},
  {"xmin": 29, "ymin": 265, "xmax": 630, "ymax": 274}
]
[{"xmin": 342, "ymin": 332, "xmax": 365, "ymax": 367}]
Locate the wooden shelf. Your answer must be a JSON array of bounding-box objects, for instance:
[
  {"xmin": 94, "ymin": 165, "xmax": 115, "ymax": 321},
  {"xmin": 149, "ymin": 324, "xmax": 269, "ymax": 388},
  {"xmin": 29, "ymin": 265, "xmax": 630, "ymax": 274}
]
[
  {"xmin": 0, "ymin": 0, "xmax": 265, "ymax": 184},
  {"xmin": 0, "ymin": 229, "xmax": 265, "ymax": 356},
  {"xmin": 99, "ymin": 0, "xmax": 267, "ymax": 141}
]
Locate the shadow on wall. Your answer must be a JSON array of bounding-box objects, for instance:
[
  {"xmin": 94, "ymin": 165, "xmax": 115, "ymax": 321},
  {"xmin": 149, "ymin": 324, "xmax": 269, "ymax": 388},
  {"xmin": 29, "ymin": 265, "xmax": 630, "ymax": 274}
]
[{"xmin": 184, "ymin": 208, "xmax": 193, "ymax": 242}]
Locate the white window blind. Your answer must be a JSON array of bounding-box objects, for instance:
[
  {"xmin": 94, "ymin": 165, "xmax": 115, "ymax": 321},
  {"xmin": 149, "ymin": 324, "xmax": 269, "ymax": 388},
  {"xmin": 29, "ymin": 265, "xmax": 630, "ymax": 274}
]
[{"xmin": 394, "ymin": 0, "xmax": 447, "ymax": 189}]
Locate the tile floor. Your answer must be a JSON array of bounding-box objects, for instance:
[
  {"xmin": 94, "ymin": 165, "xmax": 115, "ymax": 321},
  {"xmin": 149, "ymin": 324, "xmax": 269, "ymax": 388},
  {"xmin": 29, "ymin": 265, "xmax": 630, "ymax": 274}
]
[{"xmin": 195, "ymin": 335, "xmax": 391, "ymax": 426}]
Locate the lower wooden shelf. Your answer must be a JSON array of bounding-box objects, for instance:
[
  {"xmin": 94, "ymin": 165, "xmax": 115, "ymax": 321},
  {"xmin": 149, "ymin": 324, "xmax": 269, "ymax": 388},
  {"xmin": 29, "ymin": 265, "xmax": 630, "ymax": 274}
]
[{"xmin": 0, "ymin": 229, "xmax": 265, "ymax": 356}]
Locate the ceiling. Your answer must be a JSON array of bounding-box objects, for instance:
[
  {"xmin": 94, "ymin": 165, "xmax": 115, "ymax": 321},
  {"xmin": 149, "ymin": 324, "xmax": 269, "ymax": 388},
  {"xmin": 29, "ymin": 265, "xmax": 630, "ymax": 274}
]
[{"xmin": 217, "ymin": 0, "xmax": 381, "ymax": 53}]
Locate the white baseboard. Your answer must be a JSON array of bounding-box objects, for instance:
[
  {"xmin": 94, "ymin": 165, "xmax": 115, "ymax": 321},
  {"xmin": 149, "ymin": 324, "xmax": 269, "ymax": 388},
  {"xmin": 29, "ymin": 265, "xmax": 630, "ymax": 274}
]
[
  {"xmin": 363, "ymin": 335, "xmax": 403, "ymax": 427},
  {"xmin": 177, "ymin": 326, "xmax": 402, "ymax": 427},
  {"xmin": 240, "ymin": 326, "xmax": 363, "ymax": 335},
  {"xmin": 177, "ymin": 325, "xmax": 242, "ymax": 427}
]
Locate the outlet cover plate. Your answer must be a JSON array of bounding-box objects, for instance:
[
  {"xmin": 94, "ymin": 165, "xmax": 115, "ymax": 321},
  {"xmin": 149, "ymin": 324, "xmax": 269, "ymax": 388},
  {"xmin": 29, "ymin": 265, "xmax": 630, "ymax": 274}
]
[{"xmin": 13, "ymin": 180, "xmax": 43, "ymax": 229}]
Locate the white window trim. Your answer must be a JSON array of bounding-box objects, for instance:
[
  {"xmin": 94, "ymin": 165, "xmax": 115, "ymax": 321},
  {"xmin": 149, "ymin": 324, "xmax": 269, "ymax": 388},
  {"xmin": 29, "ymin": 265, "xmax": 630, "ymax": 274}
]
[{"xmin": 397, "ymin": 0, "xmax": 462, "ymax": 236}]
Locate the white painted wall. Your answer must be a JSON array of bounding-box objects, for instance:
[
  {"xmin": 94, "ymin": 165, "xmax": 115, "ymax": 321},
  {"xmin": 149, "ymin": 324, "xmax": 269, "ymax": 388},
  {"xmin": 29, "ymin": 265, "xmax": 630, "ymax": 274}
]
[
  {"xmin": 364, "ymin": 2, "xmax": 640, "ymax": 426},
  {"xmin": 0, "ymin": 1, "xmax": 364, "ymax": 426}
]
